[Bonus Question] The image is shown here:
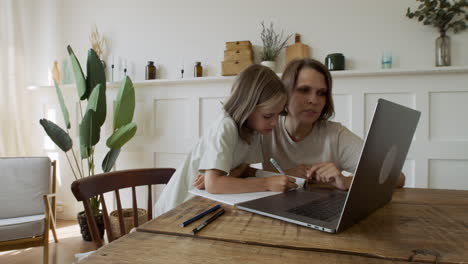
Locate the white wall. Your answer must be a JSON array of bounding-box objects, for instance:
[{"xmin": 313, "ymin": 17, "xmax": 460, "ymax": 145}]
[{"xmin": 25, "ymin": 0, "xmax": 468, "ymax": 84}]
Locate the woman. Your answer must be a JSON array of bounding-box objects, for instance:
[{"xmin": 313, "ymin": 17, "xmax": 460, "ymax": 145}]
[{"xmin": 261, "ymin": 58, "xmax": 405, "ymax": 190}]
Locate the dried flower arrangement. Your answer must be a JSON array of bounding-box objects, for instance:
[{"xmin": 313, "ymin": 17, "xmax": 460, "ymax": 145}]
[
  {"xmin": 89, "ymin": 24, "xmax": 106, "ymax": 59},
  {"xmin": 259, "ymin": 21, "xmax": 292, "ymax": 62}
]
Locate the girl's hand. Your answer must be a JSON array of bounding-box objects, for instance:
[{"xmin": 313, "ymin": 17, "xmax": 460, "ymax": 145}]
[
  {"xmin": 309, "ymin": 162, "xmax": 350, "ymax": 190},
  {"xmin": 266, "ymin": 175, "xmax": 298, "ymax": 192},
  {"xmin": 193, "ymin": 174, "xmax": 205, "ymax": 190},
  {"xmin": 285, "ymin": 164, "xmax": 313, "ymax": 179}
]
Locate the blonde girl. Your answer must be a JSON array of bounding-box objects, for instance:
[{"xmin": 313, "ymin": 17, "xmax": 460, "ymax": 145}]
[{"xmin": 155, "ymin": 64, "xmax": 297, "ymax": 216}]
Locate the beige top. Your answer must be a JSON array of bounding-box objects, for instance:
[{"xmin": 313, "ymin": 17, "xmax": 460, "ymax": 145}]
[{"xmin": 261, "ymin": 116, "xmax": 363, "ymax": 173}]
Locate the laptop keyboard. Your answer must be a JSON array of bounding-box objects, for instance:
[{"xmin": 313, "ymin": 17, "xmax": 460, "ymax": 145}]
[{"xmin": 287, "ymin": 193, "xmax": 346, "ymax": 222}]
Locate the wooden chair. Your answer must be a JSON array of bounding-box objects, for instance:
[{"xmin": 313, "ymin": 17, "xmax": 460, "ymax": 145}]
[
  {"xmin": 71, "ymin": 168, "xmax": 175, "ymax": 249},
  {"xmin": 0, "ymin": 157, "xmax": 58, "ymax": 264}
]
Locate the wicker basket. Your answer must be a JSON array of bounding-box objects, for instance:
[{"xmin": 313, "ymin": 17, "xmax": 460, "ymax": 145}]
[{"xmin": 109, "ymin": 208, "xmax": 148, "ymax": 238}]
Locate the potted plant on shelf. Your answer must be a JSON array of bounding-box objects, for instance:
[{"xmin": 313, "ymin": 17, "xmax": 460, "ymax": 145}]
[
  {"xmin": 39, "ymin": 45, "xmax": 137, "ymax": 241},
  {"xmin": 406, "ymin": 0, "xmax": 467, "ymax": 66},
  {"xmin": 259, "ymin": 21, "xmax": 292, "ymax": 72}
]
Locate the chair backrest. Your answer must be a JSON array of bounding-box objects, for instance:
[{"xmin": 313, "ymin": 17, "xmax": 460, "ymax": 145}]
[
  {"xmin": 0, "ymin": 157, "xmax": 52, "ymax": 219},
  {"xmin": 71, "ymin": 168, "xmax": 175, "ymax": 248}
]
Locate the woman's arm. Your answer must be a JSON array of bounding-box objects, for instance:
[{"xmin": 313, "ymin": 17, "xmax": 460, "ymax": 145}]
[
  {"xmin": 204, "ymin": 169, "xmax": 298, "ymax": 194},
  {"xmin": 308, "ymin": 162, "xmax": 406, "ymax": 190}
]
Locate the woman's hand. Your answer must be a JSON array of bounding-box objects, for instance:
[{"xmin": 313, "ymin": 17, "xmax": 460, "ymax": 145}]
[
  {"xmin": 285, "ymin": 164, "xmax": 313, "ymax": 179},
  {"xmin": 309, "ymin": 162, "xmax": 351, "ymax": 190},
  {"xmin": 193, "ymin": 174, "xmax": 205, "ymax": 190},
  {"xmin": 265, "ymin": 175, "xmax": 298, "ymax": 192}
]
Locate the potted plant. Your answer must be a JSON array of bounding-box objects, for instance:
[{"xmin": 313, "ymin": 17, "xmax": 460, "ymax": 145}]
[
  {"xmin": 39, "ymin": 45, "xmax": 137, "ymax": 241},
  {"xmin": 406, "ymin": 0, "xmax": 467, "ymax": 66},
  {"xmin": 259, "ymin": 21, "xmax": 292, "ymax": 72}
]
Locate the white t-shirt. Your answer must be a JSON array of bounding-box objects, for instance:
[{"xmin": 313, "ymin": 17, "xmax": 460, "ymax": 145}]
[
  {"xmin": 261, "ymin": 116, "xmax": 363, "ymax": 174},
  {"xmin": 154, "ymin": 111, "xmax": 263, "ymax": 216}
]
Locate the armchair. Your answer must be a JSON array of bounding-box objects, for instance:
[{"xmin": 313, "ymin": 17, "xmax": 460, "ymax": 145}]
[{"xmin": 0, "ymin": 157, "xmax": 58, "ymax": 264}]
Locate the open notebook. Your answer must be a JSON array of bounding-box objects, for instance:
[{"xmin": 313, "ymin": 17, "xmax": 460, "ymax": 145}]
[{"xmin": 189, "ymin": 170, "xmax": 306, "ymax": 206}]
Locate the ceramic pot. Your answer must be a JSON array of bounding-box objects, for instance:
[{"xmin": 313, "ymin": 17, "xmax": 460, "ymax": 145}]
[
  {"xmin": 260, "ymin": 61, "xmax": 276, "ymax": 72},
  {"xmin": 77, "ymin": 211, "xmax": 105, "ymax": 241}
]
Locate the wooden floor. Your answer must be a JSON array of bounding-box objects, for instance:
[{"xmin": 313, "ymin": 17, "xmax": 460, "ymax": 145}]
[{"xmin": 0, "ymin": 220, "xmax": 96, "ymax": 264}]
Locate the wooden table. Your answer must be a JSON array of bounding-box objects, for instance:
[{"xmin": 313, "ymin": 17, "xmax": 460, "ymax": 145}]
[{"xmin": 81, "ymin": 188, "xmax": 468, "ymax": 263}]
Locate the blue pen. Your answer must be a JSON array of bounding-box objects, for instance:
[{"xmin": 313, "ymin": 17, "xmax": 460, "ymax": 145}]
[
  {"xmin": 191, "ymin": 208, "xmax": 225, "ymax": 235},
  {"xmin": 180, "ymin": 204, "xmax": 221, "ymax": 227}
]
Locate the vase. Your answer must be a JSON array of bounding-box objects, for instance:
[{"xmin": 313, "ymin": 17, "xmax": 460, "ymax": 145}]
[
  {"xmin": 260, "ymin": 61, "xmax": 276, "ymax": 72},
  {"xmin": 77, "ymin": 211, "xmax": 105, "ymax": 241},
  {"xmin": 435, "ymin": 34, "xmax": 450, "ymax": 67}
]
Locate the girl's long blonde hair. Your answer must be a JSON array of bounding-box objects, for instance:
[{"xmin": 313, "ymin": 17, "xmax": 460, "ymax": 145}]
[{"xmin": 224, "ymin": 64, "xmax": 287, "ymax": 144}]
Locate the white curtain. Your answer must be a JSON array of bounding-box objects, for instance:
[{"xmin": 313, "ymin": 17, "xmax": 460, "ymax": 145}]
[{"xmin": 0, "ymin": 0, "xmax": 32, "ymax": 156}]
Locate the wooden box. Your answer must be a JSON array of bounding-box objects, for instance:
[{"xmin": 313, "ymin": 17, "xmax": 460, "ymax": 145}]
[
  {"xmin": 224, "ymin": 49, "xmax": 253, "ymax": 62},
  {"xmin": 225, "ymin": 41, "xmax": 252, "ymax": 50},
  {"xmin": 221, "ymin": 59, "xmax": 253, "ymax": 76}
]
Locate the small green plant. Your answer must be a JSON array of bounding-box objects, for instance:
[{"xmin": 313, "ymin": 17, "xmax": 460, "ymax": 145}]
[
  {"xmin": 259, "ymin": 21, "xmax": 292, "ymax": 61},
  {"xmin": 40, "ymin": 45, "xmax": 137, "ymax": 215},
  {"xmin": 406, "ymin": 0, "xmax": 468, "ymax": 35}
]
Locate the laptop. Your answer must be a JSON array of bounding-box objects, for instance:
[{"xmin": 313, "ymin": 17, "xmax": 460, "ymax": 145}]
[{"xmin": 236, "ymin": 99, "xmax": 421, "ymax": 233}]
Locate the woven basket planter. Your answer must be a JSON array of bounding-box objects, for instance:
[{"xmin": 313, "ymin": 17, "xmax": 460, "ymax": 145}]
[{"xmin": 109, "ymin": 208, "xmax": 148, "ymax": 238}]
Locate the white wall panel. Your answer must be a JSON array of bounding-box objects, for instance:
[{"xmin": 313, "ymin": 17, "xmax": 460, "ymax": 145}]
[
  {"xmin": 429, "ymin": 159, "xmax": 468, "ymax": 190},
  {"xmin": 429, "ymin": 92, "xmax": 468, "ymax": 141},
  {"xmin": 200, "ymin": 97, "xmax": 224, "ymax": 136},
  {"xmin": 154, "ymin": 99, "xmax": 191, "ymax": 138},
  {"xmin": 331, "ymin": 94, "xmax": 352, "ymax": 130},
  {"xmin": 154, "ymin": 153, "xmax": 187, "ymax": 169},
  {"xmin": 364, "ymin": 93, "xmax": 415, "ymax": 133}
]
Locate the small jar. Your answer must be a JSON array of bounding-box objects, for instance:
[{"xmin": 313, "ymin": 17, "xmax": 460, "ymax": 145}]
[
  {"xmin": 194, "ymin": 61, "xmax": 203, "ymax": 77},
  {"xmin": 146, "ymin": 61, "xmax": 156, "ymax": 80},
  {"xmin": 325, "ymin": 53, "xmax": 345, "ymax": 71}
]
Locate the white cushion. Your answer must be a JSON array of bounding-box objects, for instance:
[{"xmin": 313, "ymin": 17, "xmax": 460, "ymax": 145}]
[
  {"xmin": 0, "ymin": 214, "xmax": 45, "ymax": 241},
  {"xmin": 0, "ymin": 157, "xmax": 51, "ymax": 218},
  {"xmin": 0, "ymin": 214, "xmax": 45, "ymax": 226}
]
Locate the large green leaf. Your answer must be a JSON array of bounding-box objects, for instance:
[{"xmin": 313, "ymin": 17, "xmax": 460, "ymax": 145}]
[
  {"xmin": 86, "ymin": 49, "xmax": 106, "ymax": 100},
  {"xmin": 67, "ymin": 45, "xmax": 87, "ymax": 100},
  {"xmin": 79, "ymin": 110, "xmax": 101, "ymax": 149},
  {"xmin": 54, "ymin": 80, "xmax": 70, "ymax": 129},
  {"xmin": 102, "ymin": 148, "xmax": 121, "ymax": 173},
  {"xmin": 39, "ymin": 119, "xmax": 72, "ymax": 152},
  {"xmin": 86, "ymin": 83, "xmax": 106, "ymax": 127},
  {"xmin": 114, "ymin": 76, "xmax": 135, "ymax": 130},
  {"xmin": 80, "ymin": 144, "xmax": 90, "ymax": 159},
  {"xmin": 106, "ymin": 122, "xmax": 137, "ymax": 149}
]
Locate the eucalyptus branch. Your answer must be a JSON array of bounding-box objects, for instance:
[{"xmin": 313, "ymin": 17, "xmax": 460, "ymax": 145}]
[{"xmin": 406, "ymin": 0, "xmax": 468, "ymax": 35}]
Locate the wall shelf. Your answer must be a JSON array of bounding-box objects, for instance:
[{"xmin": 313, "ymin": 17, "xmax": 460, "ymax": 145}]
[{"xmin": 30, "ymin": 66, "xmax": 468, "ymax": 90}]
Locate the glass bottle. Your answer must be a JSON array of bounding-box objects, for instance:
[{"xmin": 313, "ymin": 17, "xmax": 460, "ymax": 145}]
[
  {"xmin": 146, "ymin": 61, "xmax": 156, "ymax": 80},
  {"xmin": 194, "ymin": 62, "xmax": 203, "ymax": 77},
  {"xmin": 435, "ymin": 34, "xmax": 450, "ymax": 67}
]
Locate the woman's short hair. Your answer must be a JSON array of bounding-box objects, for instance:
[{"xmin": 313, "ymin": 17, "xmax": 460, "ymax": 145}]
[
  {"xmin": 281, "ymin": 58, "xmax": 335, "ymax": 122},
  {"xmin": 224, "ymin": 64, "xmax": 287, "ymax": 144}
]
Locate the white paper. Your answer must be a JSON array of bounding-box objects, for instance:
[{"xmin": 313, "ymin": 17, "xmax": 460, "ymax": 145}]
[
  {"xmin": 189, "ymin": 188, "xmax": 280, "ymax": 206},
  {"xmin": 188, "ymin": 170, "xmax": 306, "ymax": 205}
]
